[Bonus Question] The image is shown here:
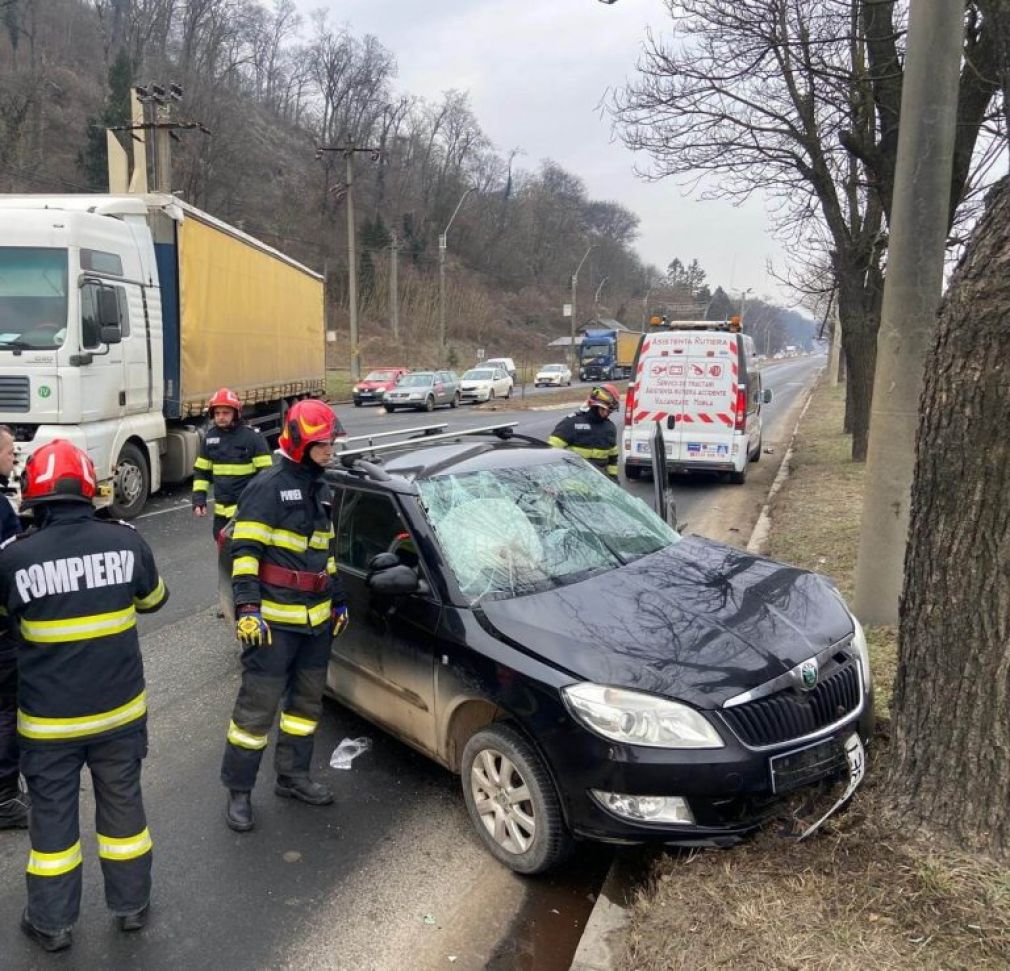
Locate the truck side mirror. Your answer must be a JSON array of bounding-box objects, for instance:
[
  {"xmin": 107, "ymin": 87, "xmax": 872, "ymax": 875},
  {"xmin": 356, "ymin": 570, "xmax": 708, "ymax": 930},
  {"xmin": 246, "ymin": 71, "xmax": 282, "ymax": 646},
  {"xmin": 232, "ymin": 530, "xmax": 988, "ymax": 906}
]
[
  {"xmin": 100, "ymin": 325, "xmax": 122, "ymax": 345},
  {"xmin": 762, "ymin": 388, "xmax": 773, "ymax": 404}
]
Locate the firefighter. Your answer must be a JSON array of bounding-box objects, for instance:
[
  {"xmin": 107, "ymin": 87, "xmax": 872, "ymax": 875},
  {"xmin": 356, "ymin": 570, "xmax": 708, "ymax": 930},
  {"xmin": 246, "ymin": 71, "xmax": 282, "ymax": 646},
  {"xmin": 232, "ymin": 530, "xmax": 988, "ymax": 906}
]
[
  {"xmin": 192, "ymin": 388, "xmax": 273, "ymax": 540},
  {"xmin": 0, "ymin": 439, "xmax": 169, "ymax": 952},
  {"xmin": 548, "ymin": 384, "xmax": 621, "ymax": 480},
  {"xmin": 0, "ymin": 423, "xmax": 27, "ymax": 831},
  {"xmin": 220, "ymin": 399, "xmax": 348, "ymax": 832}
]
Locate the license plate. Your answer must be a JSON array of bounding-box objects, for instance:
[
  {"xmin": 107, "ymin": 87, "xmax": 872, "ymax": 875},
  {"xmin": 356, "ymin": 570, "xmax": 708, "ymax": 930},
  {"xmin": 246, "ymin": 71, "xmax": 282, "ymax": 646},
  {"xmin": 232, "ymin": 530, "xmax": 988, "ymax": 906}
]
[
  {"xmin": 797, "ymin": 733, "xmax": 866, "ymax": 839},
  {"xmin": 769, "ymin": 735, "xmax": 848, "ymax": 794}
]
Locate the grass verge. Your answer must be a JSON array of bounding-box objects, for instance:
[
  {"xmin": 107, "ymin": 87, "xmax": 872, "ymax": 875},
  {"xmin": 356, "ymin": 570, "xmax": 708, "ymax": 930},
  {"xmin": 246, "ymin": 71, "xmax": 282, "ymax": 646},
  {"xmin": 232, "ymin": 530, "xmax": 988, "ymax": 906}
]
[{"xmin": 618, "ymin": 376, "xmax": 1009, "ymax": 971}]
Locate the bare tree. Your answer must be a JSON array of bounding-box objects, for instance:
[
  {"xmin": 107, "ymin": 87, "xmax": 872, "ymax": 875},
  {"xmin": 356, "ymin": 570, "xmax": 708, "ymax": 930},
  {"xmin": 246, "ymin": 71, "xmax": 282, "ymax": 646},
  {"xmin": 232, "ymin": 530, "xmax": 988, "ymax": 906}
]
[{"xmin": 611, "ymin": 0, "xmax": 1000, "ymax": 460}]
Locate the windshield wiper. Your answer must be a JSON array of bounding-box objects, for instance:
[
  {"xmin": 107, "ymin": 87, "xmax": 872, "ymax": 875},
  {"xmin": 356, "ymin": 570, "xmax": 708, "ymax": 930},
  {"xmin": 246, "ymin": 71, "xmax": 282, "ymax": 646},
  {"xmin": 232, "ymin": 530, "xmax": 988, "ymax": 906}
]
[{"xmin": 0, "ymin": 340, "xmax": 35, "ymax": 351}]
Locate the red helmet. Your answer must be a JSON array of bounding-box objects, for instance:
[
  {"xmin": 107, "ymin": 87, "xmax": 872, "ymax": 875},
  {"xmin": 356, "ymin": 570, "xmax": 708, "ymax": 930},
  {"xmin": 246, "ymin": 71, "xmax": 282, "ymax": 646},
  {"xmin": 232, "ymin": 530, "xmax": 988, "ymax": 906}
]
[
  {"xmin": 207, "ymin": 388, "xmax": 241, "ymax": 416},
  {"xmin": 587, "ymin": 384, "xmax": 620, "ymax": 413},
  {"xmin": 23, "ymin": 439, "xmax": 97, "ymax": 505},
  {"xmin": 279, "ymin": 399, "xmax": 338, "ymax": 462}
]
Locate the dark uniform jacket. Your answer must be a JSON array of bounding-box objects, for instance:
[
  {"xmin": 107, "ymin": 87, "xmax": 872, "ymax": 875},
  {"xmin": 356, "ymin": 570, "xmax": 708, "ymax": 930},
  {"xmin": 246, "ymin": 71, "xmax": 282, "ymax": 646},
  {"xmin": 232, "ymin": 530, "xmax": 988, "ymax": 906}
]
[
  {"xmin": 0, "ymin": 504, "xmax": 168, "ymax": 746},
  {"xmin": 548, "ymin": 407, "xmax": 619, "ymax": 479},
  {"xmin": 192, "ymin": 423, "xmax": 272, "ymax": 519},
  {"xmin": 231, "ymin": 458, "xmax": 346, "ymax": 634}
]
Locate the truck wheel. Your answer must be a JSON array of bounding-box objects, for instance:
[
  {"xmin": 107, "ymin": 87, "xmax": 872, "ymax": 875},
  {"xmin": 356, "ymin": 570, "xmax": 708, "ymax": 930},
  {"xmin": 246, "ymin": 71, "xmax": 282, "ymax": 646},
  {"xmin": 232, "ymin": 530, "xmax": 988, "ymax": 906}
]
[
  {"xmin": 110, "ymin": 442, "xmax": 149, "ymax": 519},
  {"xmin": 625, "ymin": 465, "xmax": 642, "ymax": 480}
]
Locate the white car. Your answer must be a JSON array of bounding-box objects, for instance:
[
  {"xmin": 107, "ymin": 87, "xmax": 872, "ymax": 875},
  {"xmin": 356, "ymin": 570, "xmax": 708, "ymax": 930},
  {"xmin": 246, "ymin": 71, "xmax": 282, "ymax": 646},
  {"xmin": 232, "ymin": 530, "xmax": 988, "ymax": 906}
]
[
  {"xmin": 534, "ymin": 363, "xmax": 572, "ymax": 387},
  {"xmin": 459, "ymin": 367, "xmax": 513, "ymax": 403}
]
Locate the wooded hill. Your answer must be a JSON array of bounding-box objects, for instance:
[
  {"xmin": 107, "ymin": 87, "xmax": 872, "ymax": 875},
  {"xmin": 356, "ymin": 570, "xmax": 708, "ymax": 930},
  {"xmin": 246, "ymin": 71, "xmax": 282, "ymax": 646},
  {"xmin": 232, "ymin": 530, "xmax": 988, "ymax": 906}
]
[{"xmin": 0, "ymin": 0, "xmax": 811, "ymax": 368}]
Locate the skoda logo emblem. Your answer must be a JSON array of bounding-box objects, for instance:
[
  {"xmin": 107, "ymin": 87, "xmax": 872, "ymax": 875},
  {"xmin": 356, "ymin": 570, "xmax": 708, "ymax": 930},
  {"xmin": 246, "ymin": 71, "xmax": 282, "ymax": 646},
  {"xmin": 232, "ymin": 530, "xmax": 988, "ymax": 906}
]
[{"xmin": 799, "ymin": 659, "xmax": 819, "ymax": 691}]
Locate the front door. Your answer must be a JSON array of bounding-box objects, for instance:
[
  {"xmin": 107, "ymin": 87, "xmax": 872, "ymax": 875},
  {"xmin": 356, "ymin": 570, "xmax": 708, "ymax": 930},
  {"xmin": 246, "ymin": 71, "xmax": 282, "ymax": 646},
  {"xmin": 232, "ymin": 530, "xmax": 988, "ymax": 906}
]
[{"xmin": 330, "ymin": 487, "xmax": 441, "ymax": 755}]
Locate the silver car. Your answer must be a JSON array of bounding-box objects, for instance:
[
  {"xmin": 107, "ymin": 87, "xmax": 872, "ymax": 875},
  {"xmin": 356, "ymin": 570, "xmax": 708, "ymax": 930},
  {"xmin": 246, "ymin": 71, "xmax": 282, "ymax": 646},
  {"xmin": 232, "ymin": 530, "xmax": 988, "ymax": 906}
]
[{"xmin": 383, "ymin": 370, "xmax": 461, "ymax": 412}]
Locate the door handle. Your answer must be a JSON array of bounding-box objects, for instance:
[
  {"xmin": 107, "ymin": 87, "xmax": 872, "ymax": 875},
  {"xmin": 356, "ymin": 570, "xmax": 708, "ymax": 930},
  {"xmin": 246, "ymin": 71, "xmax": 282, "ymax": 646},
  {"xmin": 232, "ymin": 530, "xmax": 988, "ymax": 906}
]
[{"xmin": 666, "ymin": 415, "xmax": 676, "ymax": 431}]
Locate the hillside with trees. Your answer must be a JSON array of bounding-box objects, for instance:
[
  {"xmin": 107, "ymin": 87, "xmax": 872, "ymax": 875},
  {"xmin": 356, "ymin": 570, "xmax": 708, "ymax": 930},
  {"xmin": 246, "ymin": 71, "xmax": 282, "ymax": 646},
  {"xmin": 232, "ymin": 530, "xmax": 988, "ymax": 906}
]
[{"xmin": 0, "ymin": 0, "xmax": 811, "ymax": 367}]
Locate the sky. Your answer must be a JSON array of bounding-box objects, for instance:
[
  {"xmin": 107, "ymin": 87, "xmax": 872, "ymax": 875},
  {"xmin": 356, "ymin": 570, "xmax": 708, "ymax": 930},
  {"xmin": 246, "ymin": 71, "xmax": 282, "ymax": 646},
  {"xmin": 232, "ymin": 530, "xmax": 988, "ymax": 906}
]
[{"xmin": 297, "ymin": 0, "xmax": 790, "ymax": 303}]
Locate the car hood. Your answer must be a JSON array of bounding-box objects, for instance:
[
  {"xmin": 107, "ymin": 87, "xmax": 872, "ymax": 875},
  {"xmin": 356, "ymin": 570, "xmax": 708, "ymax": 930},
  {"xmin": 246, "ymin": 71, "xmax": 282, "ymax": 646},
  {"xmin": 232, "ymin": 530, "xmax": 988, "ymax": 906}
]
[
  {"xmin": 359, "ymin": 380, "xmax": 394, "ymax": 390},
  {"xmin": 478, "ymin": 536, "xmax": 853, "ymax": 709}
]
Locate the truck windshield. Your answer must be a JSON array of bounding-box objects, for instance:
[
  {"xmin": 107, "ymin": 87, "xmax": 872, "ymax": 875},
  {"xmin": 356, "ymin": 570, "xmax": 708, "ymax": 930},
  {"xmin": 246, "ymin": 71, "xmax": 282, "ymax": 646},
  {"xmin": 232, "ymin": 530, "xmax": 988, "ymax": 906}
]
[
  {"xmin": 581, "ymin": 344, "xmax": 610, "ymax": 361},
  {"xmin": 0, "ymin": 247, "xmax": 69, "ymax": 349}
]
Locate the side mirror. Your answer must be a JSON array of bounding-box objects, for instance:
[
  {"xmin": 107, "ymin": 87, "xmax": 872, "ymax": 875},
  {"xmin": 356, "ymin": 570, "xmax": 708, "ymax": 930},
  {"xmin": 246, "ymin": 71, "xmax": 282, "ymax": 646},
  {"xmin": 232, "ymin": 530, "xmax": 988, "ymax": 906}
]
[
  {"xmin": 100, "ymin": 324, "xmax": 122, "ymax": 345},
  {"xmin": 96, "ymin": 287, "xmax": 120, "ymax": 328},
  {"xmin": 367, "ymin": 562, "xmax": 420, "ymax": 597},
  {"xmin": 762, "ymin": 388, "xmax": 773, "ymax": 404}
]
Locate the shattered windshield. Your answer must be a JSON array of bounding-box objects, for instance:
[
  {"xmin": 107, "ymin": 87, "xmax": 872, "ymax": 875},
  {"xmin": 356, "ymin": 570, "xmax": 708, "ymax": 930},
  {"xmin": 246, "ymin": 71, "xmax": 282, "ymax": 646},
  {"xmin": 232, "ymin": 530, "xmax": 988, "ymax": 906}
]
[{"xmin": 418, "ymin": 459, "xmax": 680, "ymax": 603}]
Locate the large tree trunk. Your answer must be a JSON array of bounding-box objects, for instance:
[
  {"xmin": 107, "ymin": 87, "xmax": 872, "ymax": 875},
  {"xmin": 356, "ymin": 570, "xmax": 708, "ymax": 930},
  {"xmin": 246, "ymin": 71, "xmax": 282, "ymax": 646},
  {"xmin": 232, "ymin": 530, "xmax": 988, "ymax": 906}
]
[{"xmin": 887, "ymin": 176, "xmax": 1010, "ymax": 857}]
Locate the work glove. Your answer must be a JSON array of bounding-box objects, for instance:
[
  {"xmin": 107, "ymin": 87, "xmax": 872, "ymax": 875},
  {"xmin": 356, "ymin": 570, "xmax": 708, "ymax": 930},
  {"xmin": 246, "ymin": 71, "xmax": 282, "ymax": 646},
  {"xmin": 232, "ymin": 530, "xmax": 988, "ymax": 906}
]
[
  {"xmin": 236, "ymin": 605, "xmax": 271, "ymax": 647},
  {"xmin": 331, "ymin": 604, "xmax": 349, "ymax": 638},
  {"xmin": 192, "ymin": 498, "xmax": 207, "ymax": 518}
]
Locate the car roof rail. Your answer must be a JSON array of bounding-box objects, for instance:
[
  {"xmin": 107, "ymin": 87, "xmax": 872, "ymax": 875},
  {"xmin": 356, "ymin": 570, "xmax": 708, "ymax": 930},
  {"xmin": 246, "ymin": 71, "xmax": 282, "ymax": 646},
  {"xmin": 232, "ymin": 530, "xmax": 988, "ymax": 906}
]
[
  {"xmin": 334, "ymin": 422, "xmax": 523, "ymax": 465},
  {"xmin": 337, "ymin": 423, "xmax": 447, "ymax": 452}
]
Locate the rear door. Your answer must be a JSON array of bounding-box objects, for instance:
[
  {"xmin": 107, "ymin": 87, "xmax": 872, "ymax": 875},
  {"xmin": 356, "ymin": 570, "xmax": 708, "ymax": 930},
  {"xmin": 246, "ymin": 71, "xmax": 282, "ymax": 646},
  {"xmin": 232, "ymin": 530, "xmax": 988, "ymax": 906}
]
[{"xmin": 633, "ymin": 331, "xmax": 738, "ymax": 467}]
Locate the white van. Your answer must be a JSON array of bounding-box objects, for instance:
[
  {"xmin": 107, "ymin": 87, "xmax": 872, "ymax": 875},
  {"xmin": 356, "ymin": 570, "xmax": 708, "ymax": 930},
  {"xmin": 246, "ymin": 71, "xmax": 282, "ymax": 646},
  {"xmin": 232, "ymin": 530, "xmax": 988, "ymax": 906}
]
[
  {"xmin": 621, "ymin": 322, "xmax": 771, "ymax": 484},
  {"xmin": 483, "ymin": 357, "xmax": 517, "ymax": 381}
]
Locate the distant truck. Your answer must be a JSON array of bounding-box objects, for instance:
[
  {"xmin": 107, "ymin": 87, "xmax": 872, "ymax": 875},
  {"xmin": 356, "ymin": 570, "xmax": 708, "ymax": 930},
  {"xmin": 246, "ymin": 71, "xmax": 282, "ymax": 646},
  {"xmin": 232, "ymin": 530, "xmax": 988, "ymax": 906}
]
[
  {"xmin": 0, "ymin": 193, "xmax": 325, "ymax": 517},
  {"xmin": 578, "ymin": 329, "xmax": 638, "ymax": 382}
]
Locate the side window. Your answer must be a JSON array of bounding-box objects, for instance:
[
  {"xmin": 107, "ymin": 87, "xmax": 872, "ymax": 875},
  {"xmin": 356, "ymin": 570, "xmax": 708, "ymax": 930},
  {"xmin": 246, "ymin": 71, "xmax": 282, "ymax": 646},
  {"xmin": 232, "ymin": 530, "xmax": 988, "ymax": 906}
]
[
  {"xmin": 336, "ymin": 490, "xmax": 410, "ymax": 572},
  {"xmin": 80, "ymin": 282, "xmax": 129, "ymax": 348}
]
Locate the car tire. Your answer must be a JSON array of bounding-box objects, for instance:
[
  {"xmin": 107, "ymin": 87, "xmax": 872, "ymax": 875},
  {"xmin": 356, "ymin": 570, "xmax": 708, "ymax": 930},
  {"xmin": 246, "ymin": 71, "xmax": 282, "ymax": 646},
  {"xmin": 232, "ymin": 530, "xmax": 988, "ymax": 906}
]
[
  {"xmin": 489, "ymin": 389, "xmax": 495, "ymax": 401},
  {"xmin": 385, "ymin": 405, "xmax": 397, "ymax": 413},
  {"xmin": 110, "ymin": 442, "xmax": 149, "ymax": 519},
  {"xmin": 625, "ymin": 464, "xmax": 642, "ymax": 480},
  {"xmin": 353, "ymin": 400, "xmax": 362, "ymax": 408},
  {"xmin": 505, "ymin": 385, "xmax": 512, "ymax": 398},
  {"xmin": 750, "ymin": 436, "xmax": 762, "ymax": 463},
  {"xmin": 729, "ymin": 465, "xmax": 747, "ymax": 485},
  {"xmin": 461, "ymin": 724, "xmax": 572, "ymax": 875},
  {"xmin": 424, "ymin": 396, "xmax": 435, "ymax": 412},
  {"xmin": 450, "ymin": 392, "xmax": 459, "ymax": 409}
]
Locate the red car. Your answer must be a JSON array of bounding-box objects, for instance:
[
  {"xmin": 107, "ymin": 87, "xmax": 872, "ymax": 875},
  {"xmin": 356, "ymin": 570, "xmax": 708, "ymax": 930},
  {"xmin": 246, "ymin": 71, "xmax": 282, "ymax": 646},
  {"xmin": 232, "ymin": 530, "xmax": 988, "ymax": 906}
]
[{"xmin": 352, "ymin": 367, "xmax": 410, "ymax": 406}]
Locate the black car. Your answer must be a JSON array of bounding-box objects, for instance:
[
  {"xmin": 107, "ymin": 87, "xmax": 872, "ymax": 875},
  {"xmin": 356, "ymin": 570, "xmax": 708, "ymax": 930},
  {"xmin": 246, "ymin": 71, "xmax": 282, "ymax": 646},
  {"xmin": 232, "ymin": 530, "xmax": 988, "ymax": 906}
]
[{"xmin": 219, "ymin": 424, "xmax": 873, "ymax": 874}]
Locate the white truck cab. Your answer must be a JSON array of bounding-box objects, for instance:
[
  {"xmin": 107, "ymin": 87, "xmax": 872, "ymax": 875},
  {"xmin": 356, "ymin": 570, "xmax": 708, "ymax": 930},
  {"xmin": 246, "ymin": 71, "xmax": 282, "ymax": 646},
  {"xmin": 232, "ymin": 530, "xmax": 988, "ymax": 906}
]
[{"xmin": 621, "ymin": 322, "xmax": 772, "ymax": 485}]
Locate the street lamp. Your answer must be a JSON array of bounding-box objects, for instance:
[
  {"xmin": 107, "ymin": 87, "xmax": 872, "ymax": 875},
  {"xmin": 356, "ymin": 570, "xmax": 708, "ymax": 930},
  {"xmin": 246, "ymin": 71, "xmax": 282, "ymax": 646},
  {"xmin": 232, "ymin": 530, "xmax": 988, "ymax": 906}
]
[
  {"xmin": 735, "ymin": 287, "xmax": 753, "ymax": 323},
  {"xmin": 641, "ymin": 273, "xmax": 667, "ymax": 331},
  {"xmin": 439, "ymin": 187, "xmax": 476, "ymax": 360},
  {"xmin": 570, "ymin": 244, "xmax": 594, "ymax": 373}
]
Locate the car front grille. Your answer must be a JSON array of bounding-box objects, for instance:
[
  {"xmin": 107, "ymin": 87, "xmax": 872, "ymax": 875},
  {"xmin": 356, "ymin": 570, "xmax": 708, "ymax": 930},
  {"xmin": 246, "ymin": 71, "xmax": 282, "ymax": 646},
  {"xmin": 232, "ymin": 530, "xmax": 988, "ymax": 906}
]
[
  {"xmin": 0, "ymin": 375, "xmax": 30, "ymax": 412},
  {"xmin": 721, "ymin": 660, "xmax": 861, "ymax": 748}
]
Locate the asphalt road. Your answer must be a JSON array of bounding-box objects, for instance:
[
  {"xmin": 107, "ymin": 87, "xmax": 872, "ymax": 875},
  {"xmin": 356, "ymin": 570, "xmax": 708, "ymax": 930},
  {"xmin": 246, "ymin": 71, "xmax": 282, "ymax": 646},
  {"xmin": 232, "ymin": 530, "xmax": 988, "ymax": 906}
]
[{"xmin": 0, "ymin": 355, "xmax": 823, "ymax": 970}]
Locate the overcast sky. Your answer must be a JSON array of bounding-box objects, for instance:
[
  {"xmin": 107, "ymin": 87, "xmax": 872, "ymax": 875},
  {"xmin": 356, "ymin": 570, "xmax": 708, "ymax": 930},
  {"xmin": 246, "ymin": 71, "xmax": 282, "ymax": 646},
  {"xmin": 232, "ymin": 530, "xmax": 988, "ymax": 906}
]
[{"xmin": 298, "ymin": 0, "xmax": 789, "ymax": 303}]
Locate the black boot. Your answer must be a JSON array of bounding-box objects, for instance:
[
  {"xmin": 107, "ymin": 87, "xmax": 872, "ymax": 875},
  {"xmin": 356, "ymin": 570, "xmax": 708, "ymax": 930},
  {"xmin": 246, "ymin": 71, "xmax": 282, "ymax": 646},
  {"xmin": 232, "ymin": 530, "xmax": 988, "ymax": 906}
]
[
  {"xmin": 275, "ymin": 776, "xmax": 333, "ymax": 806},
  {"xmin": 117, "ymin": 903, "xmax": 150, "ymax": 932},
  {"xmin": 225, "ymin": 790, "xmax": 254, "ymax": 832},
  {"xmin": 0, "ymin": 789, "xmax": 29, "ymax": 829},
  {"xmin": 20, "ymin": 911, "xmax": 72, "ymax": 952}
]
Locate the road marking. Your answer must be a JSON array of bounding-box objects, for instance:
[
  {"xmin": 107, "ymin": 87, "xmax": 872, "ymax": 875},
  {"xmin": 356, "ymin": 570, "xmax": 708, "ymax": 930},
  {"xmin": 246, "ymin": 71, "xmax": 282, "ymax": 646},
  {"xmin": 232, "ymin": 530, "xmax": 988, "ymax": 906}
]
[{"xmin": 137, "ymin": 501, "xmax": 192, "ymax": 520}]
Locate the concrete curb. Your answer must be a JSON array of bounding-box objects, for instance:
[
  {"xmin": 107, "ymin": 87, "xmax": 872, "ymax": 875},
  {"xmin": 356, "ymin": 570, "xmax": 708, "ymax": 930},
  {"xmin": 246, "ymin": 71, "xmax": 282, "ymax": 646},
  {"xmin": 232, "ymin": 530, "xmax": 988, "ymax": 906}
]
[{"xmin": 568, "ymin": 372, "xmax": 822, "ymax": 970}]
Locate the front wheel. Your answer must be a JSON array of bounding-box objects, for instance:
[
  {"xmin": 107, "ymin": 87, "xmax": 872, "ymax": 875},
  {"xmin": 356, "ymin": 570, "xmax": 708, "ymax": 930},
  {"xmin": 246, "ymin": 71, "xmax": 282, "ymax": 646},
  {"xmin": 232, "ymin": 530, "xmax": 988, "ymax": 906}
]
[
  {"xmin": 461, "ymin": 724, "xmax": 572, "ymax": 874},
  {"xmin": 450, "ymin": 392, "xmax": 459, "ymax": 409},
  {"xmin": 625, "ymin": 464, "xmax": 642, "ymax": 480},
  {"xmin": 385, "ymin": 405, "xmax": 397, "ymax": 413},
  {"xmin": 353, "ymin": 400, "xmax": 362, "ymax": 408},
  {"xmin": 424, "ymin": 396, "xmax": 435, "ymax": 412},
  {"xmin": 110, "ymin": 442, "xmax": 150, "ymax": 519},
  {"xmin": 488, "ymin": 389, "xmax": 495, "ymax": 401}
]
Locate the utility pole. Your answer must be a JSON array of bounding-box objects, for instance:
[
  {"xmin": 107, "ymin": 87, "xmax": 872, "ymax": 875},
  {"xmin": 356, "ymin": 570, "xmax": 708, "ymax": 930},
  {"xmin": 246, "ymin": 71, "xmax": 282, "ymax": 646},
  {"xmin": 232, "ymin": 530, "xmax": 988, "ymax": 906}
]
[
  {"xmin": 593, "ymin": 276, "xmax": 608, "ymax": 317},
  {"xmin": 570, "ymin": 244, "xmax": 594, "ymax": 373},
  {"xmin": 389, "ymin": 230, "xmax": 400, "ymax": 342},
  {"xmin": 439, "ymin": 187, "xmax": 476, "ymax": 362},
  {"xmin": 853, "ymin": 0, "xmax": 966, "ymax": 625},
  {"xmin": 316, "ymin": 142, "xmax": 383, "ymax": 383}
]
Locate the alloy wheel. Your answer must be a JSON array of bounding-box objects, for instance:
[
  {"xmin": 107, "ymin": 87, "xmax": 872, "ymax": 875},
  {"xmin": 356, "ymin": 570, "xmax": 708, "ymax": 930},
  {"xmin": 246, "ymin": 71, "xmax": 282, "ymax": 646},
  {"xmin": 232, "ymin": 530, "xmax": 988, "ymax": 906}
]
[{"xmin": 469, "ymin": 747, "xmax": 536, "ymax": 854}]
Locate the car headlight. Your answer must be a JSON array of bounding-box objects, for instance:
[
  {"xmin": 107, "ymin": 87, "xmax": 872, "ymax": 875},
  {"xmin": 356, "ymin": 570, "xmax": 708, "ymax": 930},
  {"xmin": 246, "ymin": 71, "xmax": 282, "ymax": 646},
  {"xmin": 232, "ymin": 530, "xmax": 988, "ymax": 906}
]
[
  {"xmin": 849, "ymin": 614, "xmax": 872, "ymax": 689},
  {"xmin": 562, "ymin": 683, "xmax": 723, "ymax": 749},
  {"xmin": 353, "ymin": 385, "xmax": 361, "ymax": 393}
]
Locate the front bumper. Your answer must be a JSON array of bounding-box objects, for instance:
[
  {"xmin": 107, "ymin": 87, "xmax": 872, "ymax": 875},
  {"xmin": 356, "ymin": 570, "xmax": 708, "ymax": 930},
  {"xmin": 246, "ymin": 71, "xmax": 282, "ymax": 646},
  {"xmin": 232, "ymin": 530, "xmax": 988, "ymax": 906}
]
[
  {"xmin": 536, "ymin": 695, "xmax": 874, "ymax": 845},
  {"xmin": 460, "ymin": 389, "xmax": 491, "ymax": 403},
  {"xmin": 624, "ymin": 454, "xmax": 738, "ymax": 475},
  {"xmin": 353, "ymin": 390, "xmax": 387, "ymax": 404}
]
